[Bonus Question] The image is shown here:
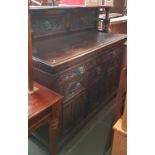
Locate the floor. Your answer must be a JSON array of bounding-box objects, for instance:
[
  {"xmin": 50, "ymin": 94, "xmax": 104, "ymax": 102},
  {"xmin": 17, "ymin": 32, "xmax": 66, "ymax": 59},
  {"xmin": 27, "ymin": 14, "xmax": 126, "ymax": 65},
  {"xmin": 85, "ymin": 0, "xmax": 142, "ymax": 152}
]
[{"xmin": 28, "ymin": 99, "xmax": 115, "ymax": 155}]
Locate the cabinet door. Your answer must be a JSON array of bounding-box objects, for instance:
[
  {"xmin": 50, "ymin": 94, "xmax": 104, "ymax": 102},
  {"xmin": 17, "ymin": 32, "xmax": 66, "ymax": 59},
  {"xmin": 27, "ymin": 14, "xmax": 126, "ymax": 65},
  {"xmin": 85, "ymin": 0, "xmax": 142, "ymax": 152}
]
[
  {"xmin": 72, "ymin": 91, "xmax": 87, "ymax": 125},
  {"xmin": 61, "ymin": 101, "xmax": 73, "ymax": 136},
  {"xmin": 113, "ymin": 67, "xmax": 121, "ymax": 90},
  {"xmin": 105, "ymin": 65, "xmax": 121, "ymax": 96},
  {"xmin": 87, "ymin": 81, "xmax": 101, "ymax": 112},
  {"xmin": 61, "ymin": 90, "xmax": 87, "ymax": 136},
  {"xmin": 99, "ymin": 77, "xmax": 107, "ymax": 103}
]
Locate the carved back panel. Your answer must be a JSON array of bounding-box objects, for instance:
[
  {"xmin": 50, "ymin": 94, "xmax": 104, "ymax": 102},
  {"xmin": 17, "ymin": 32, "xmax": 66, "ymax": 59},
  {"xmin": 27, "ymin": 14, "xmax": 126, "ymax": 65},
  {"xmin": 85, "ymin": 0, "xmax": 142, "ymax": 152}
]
[{"xmin": 30, "ymin": 7, "xmax": 98, "ymax": 39}]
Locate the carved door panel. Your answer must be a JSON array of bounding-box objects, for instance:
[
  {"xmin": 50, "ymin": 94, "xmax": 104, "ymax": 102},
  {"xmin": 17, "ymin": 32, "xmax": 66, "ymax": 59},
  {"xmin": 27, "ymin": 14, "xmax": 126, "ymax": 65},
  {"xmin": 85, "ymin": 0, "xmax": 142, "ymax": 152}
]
[
  {"xmin": 111, "ymin": 70, "xmax": 118, "ymax": 93},
  {"xmin": 113, "ymin": 67, "xmax": 121, "ymax": 89},
  {"xmin": 99, "ymin": 78, "xmax": 107, "ymax": 103},
  {"xmin": 111, "ymin": 49, "xmax": 123, "ymax": 91},
  {"xmin": 72, "ymin": 91, "xmax": 87, "ymax": 125},
  {"xmin": 87, "ymin": 81, "xmax": 101, "ymax": 112},
  {"xmin": 61, "ymin": 101, "xmax": 73, "ymax": 135},
  {"xmin": 87, "ymin": 60, "xmax": 105, "ymax": 87},
  {"xmin": 61, "ymin": 90, "xmax": 87, "ymax": 135},
  {"xmin": 106, "ymin": 70, "xmax": 116, "ymax": 96},
  {"xmin": 106, "ymin": 65, "xmax": 121, "ymax": 97}
]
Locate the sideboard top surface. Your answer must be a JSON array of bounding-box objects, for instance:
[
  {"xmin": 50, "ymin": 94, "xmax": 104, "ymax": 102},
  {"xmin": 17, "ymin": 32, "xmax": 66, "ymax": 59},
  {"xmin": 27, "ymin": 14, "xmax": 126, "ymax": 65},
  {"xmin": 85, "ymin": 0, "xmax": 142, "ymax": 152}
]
[{"xmin": 32, "ymin": 30, "xmax": 127, "ymax": 67}]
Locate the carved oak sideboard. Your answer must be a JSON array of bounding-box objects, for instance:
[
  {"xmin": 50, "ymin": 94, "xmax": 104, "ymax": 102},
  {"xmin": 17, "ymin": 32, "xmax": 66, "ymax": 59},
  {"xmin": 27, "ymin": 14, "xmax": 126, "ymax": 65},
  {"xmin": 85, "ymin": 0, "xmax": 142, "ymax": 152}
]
[{"xmin": 29, "ymin": 6, "xmax": 127, "ymax": 144}]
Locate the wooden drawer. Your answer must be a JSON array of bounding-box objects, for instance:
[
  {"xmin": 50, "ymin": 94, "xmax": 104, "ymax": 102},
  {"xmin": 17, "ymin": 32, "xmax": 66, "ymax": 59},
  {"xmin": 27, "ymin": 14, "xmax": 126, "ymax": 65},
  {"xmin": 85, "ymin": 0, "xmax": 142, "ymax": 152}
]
[
  {"xmin": 105, "ymin": 48, "xmax": 123, "ymax": 72},
  {"xmin": 57, "ymin": 64, "xmax": 87, "ymax": 85},
  {"xmin": 87, "ymin": 62, "xmax": 106, "ymax": 85},
  {"xmin": 59, "ymin": 79, "xmax": 86, "ymax": 102}
]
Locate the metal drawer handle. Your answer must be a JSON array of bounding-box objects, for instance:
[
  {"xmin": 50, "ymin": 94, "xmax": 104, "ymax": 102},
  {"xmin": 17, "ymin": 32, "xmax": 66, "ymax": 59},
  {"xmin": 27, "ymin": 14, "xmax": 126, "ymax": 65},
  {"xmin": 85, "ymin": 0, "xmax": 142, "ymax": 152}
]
[{"xmin": 78, "ymin": 66, "xmax": 85, "ymax": 74}]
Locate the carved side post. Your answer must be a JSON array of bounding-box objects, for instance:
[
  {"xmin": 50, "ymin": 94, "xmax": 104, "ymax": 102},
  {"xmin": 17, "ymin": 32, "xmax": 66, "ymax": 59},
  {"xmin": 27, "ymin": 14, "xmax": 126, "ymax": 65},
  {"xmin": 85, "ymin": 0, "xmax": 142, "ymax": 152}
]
[{"xmin": 103, "ymin": 6, "xmax": 110, "ymax": 33}]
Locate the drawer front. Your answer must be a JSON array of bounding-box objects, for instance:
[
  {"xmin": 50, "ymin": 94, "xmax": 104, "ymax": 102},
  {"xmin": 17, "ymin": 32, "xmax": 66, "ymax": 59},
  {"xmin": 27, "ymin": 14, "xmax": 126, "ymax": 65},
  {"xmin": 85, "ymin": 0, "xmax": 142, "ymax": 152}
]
[
  {"xmin": 87, "ymin": 62, "xmax": 106, "ymax": 85},
  {"xmin": 105, "ymin": 49, "xmax": 122, "ymax": 73},
  {"xmin": 57, "ymin": 64, "xmax": 87, "ymax": 85},
  {"xmin": 56, "ymin": 63, "xmax": 88, "ymax": 101},
  {"xmin": 59, "ymin": 79, "xmax": 85, "ymax": 102}
]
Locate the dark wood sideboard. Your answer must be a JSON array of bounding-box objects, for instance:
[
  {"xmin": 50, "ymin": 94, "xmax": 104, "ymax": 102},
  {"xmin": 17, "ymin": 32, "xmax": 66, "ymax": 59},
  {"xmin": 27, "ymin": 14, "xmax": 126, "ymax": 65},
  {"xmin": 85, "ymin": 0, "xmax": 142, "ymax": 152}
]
[{"xmin": 29, "ymin": 6, "xmax": 127, "ymax": 145}]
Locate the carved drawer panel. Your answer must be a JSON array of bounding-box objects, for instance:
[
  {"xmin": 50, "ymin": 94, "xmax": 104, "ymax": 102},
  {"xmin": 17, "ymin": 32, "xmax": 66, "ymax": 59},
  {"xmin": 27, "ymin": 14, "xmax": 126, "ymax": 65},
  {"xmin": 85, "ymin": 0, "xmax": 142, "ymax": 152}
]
[
  {"xmin": 106, "ymin": 48, "xmax": 123, "ymax": 73},
  {"xmin": 106, "ymin": 58, "xmax": 118, "ymax": 73},
  {"xmin": 112, "ymin": 47, "xmax": 123, "ymax": 61},
  {"xmin": 85, "ymin": 54, "xmax": 104, "ymax": 70},
  {"xmin": 59, "ymin": 80, "xmax": 85, "ymax": 102},
  {"xmin": 85, "ymin": 59, "xmax": 98, "ymax": 71},
  {"xmin": 89, "ymin": 61, "xmax": 107, "ymax": 84},
  {"xmin": 57, "ymin": 64, "xmax": 87, "ymax": 85},
  {"xmin": 85, "ymin": 56, "xmax": 107, "ymax": 85},
  {"xmin": 87, "ymin": 65, "xmax": 105, "ymax": 85}
]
